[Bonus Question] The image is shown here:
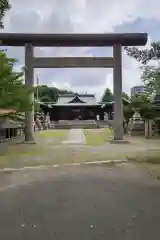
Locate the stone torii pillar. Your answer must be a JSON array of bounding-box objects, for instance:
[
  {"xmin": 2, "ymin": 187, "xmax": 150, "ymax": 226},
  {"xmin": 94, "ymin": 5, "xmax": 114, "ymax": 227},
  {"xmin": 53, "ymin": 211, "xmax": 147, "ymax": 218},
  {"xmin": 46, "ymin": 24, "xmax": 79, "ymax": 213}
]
[
  {"xmin": 113, "ymin": 44, "xmax": 123, "ymax": 140},
  {"xmin": 24, "ymin": 44, "xmax": 35, "ymax": 142}
]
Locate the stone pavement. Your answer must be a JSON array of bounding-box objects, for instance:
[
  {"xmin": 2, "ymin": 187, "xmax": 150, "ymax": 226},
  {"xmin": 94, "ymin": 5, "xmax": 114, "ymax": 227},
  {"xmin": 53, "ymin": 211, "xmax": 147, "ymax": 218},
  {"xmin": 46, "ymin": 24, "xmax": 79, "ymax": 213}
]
[
  {"xmin": 62, "ymin": 129, "xmax": 86, "ymax": 144},
  {"xmin": 0, "ymin": 163, "xmax": 160, "ymax": 239}
]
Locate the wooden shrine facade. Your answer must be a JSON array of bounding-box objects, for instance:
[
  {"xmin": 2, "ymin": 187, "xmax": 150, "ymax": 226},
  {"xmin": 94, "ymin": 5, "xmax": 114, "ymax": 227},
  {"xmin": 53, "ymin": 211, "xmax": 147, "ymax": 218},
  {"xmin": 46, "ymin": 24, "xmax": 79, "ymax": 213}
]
[{"xmin": 39, "ymin": 93, "xmax": 129, "ymax": 121}]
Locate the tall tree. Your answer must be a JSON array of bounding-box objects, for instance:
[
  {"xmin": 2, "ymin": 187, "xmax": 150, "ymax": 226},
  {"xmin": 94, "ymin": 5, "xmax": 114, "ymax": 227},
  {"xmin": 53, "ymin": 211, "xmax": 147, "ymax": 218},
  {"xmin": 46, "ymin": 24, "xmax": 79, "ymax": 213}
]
[
  {"xmin": 0, "ymin": 0, "xmax": 11, "ymax": 28},
  {"xmin": 101, "ymin": 88, "xmax": 113, "ymax": 102}
]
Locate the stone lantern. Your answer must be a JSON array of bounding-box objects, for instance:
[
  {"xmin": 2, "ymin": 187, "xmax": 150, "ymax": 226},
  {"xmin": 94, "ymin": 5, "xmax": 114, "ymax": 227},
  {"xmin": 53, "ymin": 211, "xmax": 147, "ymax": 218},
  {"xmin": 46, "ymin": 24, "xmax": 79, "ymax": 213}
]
[{"xmin": 128, "ymin": 109, "xmax": 145, "ymax": 136}]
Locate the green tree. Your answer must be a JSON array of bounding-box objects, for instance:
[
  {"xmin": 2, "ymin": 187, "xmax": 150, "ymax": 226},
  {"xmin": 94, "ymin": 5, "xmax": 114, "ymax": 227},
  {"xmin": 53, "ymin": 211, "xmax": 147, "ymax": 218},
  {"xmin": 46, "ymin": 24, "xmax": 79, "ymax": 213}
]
[
  {"xmin": 35, "ymin": 85, "xmax": 74, "ymax": 103},
  {"xmin": 125, "ymin": 42, "xmax": 160, "ymax": 64},
  {"xmin": 139, "ymin": 103, "xmax": 157, "ymax": 120},
  {"xmin": 125, "ymin": 42, "xmax": 160, "ymax": 123},
  {"xmin": 101, "ymin": 88, "xmax": 113, "ymax": 102},
  {"xmin": 124, "ymin": 93, "xmax": 156, "ymax": 120},
  {"xmin": 35, "ymin": 85, "xmax": 59, "ymax": 102},
  {"xmin": 0, "ymin": 50, "xmax": 32, "ymax": 113},
  {"xmin": 130, "ymin": 93, "xmax": 150, "ymax": 109},
  {"xmin": 0, "ymin": 0, "xmax": 11, "ymax": 28},
  {"xmin": 123, "ymin": 105, "xmax": 133, "ymax": 121},
  {"xmin": 122, "ymin": 92, "xmax": 129, "ymax": 99},
  {"xmin": 140, "ymin": 65, "xmax": 160, "ymax": 94},
  {"xmin": 125, "ymin": 42, "xmax": 160, "ymax": 94}
]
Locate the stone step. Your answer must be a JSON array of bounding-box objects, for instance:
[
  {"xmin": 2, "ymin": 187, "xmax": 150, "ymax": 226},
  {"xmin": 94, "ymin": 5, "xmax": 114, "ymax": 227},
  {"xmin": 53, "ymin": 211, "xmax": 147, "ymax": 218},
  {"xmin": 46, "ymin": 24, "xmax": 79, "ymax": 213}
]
[
  {"xmin": 55, "ymin": 120, "xmax": 98, "ymax": 129},
  {"xmin": 54, "ymin": 124, "xmax": 97, "ymax": 129},
  {"xmin": 58, "ymin": 120, "xmax": 96, "ymax": 125}
]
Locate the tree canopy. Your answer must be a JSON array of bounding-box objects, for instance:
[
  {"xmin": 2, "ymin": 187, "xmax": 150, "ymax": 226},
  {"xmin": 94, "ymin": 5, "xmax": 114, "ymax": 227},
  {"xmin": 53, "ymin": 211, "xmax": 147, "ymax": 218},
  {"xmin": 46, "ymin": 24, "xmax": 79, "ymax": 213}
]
[
  {"xmin": 101, "ymin": 88, "xmax": 114, "ymax": 102},
  {"xmin": 35, "ymin": 85, "xmax": 59, "ymax": 103},
  {"xmin": 35, "ymin": 85, "xmax": 74, "ymax": 103},
  {"xmin": 0, "ymin": 0, "xmax": 11, "ymax": 28},
  {"xmin": 125, "ymin": 42, "xmax": 160, "ymax": 65},
  {"xmin": 125, "ymin": 42, "xmax": 160, "ymax": 94},
  {"xmin": 124, "ymin": 41, "xmax": 160, "ymax": 121},
  {"xmin": 0, "ymin": 50, "xmax": 32, "ymax": 113},
  {"xmin": 123, "ymin": 92, "xmax": 157, "ymax": 120},
  {"xmin": 122, "ymin": 92, "xmax": 130, "ymax": 101}
]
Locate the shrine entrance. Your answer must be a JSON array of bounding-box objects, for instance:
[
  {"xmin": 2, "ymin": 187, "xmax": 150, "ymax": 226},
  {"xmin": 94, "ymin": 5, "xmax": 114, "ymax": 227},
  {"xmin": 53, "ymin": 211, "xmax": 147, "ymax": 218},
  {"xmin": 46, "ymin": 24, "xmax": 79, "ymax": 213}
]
[
  {"xmin": 71, "ymin": 109, "xmax": 81, "ymax": 120},
  {"xmin": 0, "ymin": 32, "xmax": 148, "ymax": 141}
]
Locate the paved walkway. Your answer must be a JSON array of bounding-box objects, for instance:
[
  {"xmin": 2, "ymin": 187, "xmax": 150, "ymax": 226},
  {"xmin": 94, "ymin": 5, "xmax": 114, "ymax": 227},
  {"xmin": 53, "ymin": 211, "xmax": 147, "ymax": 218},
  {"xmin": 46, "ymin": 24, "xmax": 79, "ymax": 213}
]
[
  {"xmin": 62, "ymin": 129, "xmax": 86, "ymax": 144},
  {"xmin": 0, "ymin": 164, "xmax": 160, "ymax": 240}
]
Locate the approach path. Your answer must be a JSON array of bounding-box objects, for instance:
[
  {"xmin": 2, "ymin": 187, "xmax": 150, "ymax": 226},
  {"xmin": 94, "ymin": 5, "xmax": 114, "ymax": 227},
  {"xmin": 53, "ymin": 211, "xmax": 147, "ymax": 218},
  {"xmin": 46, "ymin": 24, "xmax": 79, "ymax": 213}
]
[{"xmin": 62, "ymin": 129, "xmax": 86, "ymax": 144}]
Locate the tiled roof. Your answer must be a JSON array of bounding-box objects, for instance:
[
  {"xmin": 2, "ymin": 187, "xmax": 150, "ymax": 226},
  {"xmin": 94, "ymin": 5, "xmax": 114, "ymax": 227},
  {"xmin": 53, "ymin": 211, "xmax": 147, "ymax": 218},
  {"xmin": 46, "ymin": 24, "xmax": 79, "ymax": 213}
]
[
  {"xmin": 53, "ymin": 103, "xmax": 101, "ymax": 106},
  {"xmin": 58, "ymin": 93, "xmax": 95, "ymax": 98},
  {"xmin": 0, "ymin": 108, "xmax": 17, "ymax": 116},
  {"xmin": 56, "ymin": 93, "xmax": 96, "ymax": 105}
]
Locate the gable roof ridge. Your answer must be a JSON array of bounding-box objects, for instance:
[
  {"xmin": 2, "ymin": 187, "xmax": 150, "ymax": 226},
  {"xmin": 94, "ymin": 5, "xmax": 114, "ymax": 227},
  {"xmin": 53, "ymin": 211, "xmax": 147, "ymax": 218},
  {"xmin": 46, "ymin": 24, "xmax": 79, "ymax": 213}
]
[{"xmin": 68, "ymin": 95, "xmax": 86, "ymax": 103}]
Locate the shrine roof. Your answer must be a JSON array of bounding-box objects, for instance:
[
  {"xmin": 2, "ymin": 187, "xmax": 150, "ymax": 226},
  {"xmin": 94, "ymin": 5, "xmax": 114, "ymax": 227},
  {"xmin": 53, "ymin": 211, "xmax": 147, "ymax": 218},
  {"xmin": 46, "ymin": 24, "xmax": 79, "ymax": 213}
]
[{"xmin": 56, "ymin": 93, "xmax": 97, "ymax": 105}]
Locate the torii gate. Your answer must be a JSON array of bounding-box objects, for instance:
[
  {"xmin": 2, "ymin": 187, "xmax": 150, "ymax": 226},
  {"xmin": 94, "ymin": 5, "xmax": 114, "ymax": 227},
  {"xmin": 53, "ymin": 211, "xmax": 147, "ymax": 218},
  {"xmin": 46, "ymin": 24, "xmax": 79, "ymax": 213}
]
[{"xmin": 0, "ymin": 33, "xmax": 148, "ymax": 142}]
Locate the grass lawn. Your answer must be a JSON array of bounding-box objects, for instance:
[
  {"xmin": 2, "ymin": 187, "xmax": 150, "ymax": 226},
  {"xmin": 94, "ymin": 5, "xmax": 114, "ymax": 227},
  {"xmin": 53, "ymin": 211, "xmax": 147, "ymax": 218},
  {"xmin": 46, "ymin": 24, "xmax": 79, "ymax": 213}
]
[
  {"xmin": 84, "ymin": 128, "xmax": 113, "ymax": 145},
  {"xmin": 0, "ymin": 146, "xmax": 127, "ymax": 168},
  {"xmin": 37, "ymin": 129, "xmax": 68, "ymax": 145},
  {"xmin": 0, "ymin": 129, "xmax": 69, "ymax": 168},
  {"xmin": 39, "ymin": 129, "xmax": 67, "ymax": 138},
  {"xmin": 1, "ymin": 128, "xmax": 160, "ymax": 181}
]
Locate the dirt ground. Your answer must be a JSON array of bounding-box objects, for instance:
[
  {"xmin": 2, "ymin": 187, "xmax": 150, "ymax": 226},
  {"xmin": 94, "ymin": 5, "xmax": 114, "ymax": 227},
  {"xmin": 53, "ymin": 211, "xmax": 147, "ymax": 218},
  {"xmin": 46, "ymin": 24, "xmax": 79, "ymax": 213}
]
[{"xmin": 0, "ymin": 131, "xmax": 160, "ymax": 180}]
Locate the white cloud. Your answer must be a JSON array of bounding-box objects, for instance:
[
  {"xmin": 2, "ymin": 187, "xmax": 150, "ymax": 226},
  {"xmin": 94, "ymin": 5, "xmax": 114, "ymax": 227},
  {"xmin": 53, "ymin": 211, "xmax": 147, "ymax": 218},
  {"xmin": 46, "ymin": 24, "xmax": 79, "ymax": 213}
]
[
  {"xmin": 51, "ymin": 81, "xmax": 71, "ymax": 91},
  {"xmin": 2, "ymin": 0, "xmax": 160, "ymax": 100}
]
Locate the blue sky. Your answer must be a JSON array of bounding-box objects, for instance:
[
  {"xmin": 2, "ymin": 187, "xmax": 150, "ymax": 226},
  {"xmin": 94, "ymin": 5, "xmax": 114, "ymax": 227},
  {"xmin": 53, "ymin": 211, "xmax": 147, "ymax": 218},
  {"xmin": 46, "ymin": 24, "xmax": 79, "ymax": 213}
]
[{"xmin": 2, "ymin": 0, "xmax": 160, "ymax": 100}]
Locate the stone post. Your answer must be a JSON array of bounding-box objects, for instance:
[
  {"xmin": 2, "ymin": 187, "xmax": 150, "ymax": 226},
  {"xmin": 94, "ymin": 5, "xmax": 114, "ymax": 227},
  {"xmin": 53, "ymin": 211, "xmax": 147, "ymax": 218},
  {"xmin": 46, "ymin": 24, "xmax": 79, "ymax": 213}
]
[
  {"xmin": 113, "ymin": 44, "xmax": 123, "ymax": 140},
  {"xmin": 145, "ymin": 119, "xmax": 153, "ymax": 138},
  {"xmin": 24, "ymin": 44, "xmax": 35, "ymax": 142},
  {"xmin": 149, "ymin": 119, "xmax": 153, "ymax": 137}
]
